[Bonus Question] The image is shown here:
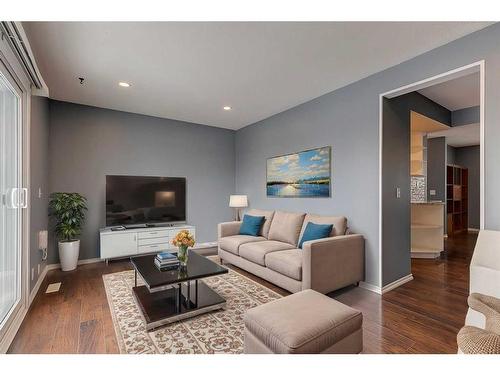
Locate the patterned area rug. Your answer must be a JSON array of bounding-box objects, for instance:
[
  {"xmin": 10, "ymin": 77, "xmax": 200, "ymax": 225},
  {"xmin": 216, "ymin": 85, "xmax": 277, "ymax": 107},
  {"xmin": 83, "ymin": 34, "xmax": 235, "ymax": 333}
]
[{"xmin": 103, "ymin": 260, "xmax": 281, "ymax": 354}]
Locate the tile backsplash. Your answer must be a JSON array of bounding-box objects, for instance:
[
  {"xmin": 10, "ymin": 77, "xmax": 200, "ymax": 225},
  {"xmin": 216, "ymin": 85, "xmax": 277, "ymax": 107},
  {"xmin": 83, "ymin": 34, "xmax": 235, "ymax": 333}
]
[{"xmin": 411, "ymin": 176, "xmax": 426, "ymax": 202}]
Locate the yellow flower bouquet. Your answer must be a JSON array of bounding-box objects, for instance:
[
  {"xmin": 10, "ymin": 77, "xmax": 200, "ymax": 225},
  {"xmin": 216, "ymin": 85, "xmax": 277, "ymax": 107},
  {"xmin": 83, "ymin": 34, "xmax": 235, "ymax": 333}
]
[{"xmin": 172, "ymin": 230, "xmax": 195, "ymax": 265}]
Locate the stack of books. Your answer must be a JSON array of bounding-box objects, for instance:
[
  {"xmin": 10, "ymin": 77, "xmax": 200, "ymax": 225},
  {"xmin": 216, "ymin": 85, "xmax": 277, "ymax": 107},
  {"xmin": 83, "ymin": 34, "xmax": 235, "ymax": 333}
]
[{"xmin": 154, "ymin": 252, "xmax": 180, "ymax": 271}]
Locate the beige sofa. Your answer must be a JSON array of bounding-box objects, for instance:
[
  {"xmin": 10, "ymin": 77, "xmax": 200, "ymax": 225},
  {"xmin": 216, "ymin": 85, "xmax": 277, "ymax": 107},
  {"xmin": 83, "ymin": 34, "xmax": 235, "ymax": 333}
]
[{"xmin": 218, "ymin": 209, "xmax": 364, "ymax": 294}]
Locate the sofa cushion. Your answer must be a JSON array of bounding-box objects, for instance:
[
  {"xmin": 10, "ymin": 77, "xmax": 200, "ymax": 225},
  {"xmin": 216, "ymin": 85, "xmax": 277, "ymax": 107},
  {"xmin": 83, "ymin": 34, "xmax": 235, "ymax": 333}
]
[
  {"xmin": 244, "ymin": 289, "xmax": 363, "ymax": 354},
  {"xmin": 239, "ymin": 240, "xmax": 295, "ymax": 266},
  {"xmin": 268, "ymin": 211, "xmax": 306, "ymax": 246},
  {"xmin": 219, "ymin": 235, "xmax": 266, "ymax": 255},
  {"xmin": 299, "ymin": 214, "xmax": 347, "ymax": 238},
  {"xmin": 298, "ymin": 222, "xmax": 333, "ymax": 249},
  {"xmin": 247, "ymin": 209, "xmax": 275, "ymax": 238},
  {"xmin": 265, "ymin": 249, "xmax": 302, "ymax": 281},
  {"xmin": 239, "ymin": 214, "xmax": 265, "ymax": 236}
]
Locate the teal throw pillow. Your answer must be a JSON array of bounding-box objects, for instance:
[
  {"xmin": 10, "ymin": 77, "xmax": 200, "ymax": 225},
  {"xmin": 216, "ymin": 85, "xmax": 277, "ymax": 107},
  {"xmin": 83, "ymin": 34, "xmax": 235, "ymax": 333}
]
[
  {"xmin": 239, "ymin": 214, "xmax": 265, "ymax": 236},
  {"xmin": 298, "ymin": 222, "xmax": 333, "ymax": 249}
]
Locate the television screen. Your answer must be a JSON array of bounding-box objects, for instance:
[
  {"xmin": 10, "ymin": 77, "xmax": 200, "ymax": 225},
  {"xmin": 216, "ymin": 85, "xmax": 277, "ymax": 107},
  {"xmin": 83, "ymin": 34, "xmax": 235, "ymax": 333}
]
[{"xmin": 106, "ymin": 175, "xmax": 186, "ymax": 226}]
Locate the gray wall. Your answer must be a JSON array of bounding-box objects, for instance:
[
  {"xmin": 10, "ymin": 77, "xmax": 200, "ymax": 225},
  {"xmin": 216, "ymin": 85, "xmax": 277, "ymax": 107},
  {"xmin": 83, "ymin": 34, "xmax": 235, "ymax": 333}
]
[
  {"xmin": 427, "ymin": 137, "xmax": 446, "ymax": 202},
  {"xmin": 236, "ymin": 83, "xmax": 381, "ymax": 286},
  {"xmin": 236, "ymin": 23, "xmax": 500, "ymax": 288},
  {"xmin": 48, "ymin": 100, "xmax": 235, "ymax": 263},
  {"xmin": 455, "ymin": 146, "xmax": 480, "ymax": 229},
  {"xmin": 451, "ymin": 106, "xmax": 480, "ymax": 126},
  {"xmin": 427, "ymin": 137, "xmax": 447, "ymax": 231},
  {"xmin": 30, "ymin": 96, "xmax": 50, "ymax": 291},
  {"xmin": 381, "ymin": 97, "xmax": 411, "ymax": 285},
  {"xmin": 382, "ymin": 93, "xmax": 449, "ymax": 285},
  {"xmin": 447, "ymin": 145, "xmax": 456, "ymax": 165}
]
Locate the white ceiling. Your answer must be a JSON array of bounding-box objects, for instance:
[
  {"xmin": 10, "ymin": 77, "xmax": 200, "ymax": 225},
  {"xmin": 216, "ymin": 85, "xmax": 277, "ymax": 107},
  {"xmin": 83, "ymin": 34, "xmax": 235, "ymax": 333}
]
[
  {"xmin": 428, "ymin": 123, "xmax": 480, "ymax": 147},
  {"xmin": 24, "ymin": 22, "xmax": 491, "ymax": 130},
  {"xmin": 418, "ymin": 72, "xmax": 480, "ymax": 111}
]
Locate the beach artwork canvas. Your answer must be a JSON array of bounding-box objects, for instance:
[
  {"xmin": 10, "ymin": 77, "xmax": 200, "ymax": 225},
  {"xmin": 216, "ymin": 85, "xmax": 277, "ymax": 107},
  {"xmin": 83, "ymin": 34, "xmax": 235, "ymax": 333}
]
[{"xmin": 266, "ymin": 146, "xmax": 331, "ymax": 197}]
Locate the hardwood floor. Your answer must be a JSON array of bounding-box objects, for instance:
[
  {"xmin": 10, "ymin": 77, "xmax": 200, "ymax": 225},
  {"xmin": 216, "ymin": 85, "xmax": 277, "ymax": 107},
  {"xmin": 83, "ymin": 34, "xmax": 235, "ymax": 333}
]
[{"xmin": 8, "ymin": 232, "xmax": 476, "ymax": 354}]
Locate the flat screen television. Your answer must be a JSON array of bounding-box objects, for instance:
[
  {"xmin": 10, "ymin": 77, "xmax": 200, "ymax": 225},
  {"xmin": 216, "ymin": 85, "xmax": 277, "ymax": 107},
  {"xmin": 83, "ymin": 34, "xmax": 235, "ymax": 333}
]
[{"xmin": 106, "ymin": 175, "xmax": 186, "ymax": 227}]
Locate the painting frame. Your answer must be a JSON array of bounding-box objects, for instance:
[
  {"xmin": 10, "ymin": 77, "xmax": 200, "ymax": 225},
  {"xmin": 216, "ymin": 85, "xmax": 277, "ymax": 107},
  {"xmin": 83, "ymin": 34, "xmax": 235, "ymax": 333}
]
[{"xmin": 266, "ymin": 146, "xmax": 332, "ymax": 198}]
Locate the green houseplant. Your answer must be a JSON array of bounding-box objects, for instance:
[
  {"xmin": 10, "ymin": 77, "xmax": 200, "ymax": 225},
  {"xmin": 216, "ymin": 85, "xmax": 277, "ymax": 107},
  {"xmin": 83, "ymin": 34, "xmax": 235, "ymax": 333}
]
[{"xmin": 49, "ymin": 192, "xmax": 88, "ymax": 271}]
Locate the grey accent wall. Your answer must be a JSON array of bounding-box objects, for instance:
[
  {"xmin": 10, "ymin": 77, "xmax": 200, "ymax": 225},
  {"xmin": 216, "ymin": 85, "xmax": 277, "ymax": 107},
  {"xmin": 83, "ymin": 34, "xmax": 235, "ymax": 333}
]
[
  {"xmin": 30, "ymin": 96, "xmax": 50, "ymax": 291},
  {"xmin": 451, "ymin": 106, "xmax": 480, "ymax": 126},
  {"xmin": 447, "ymin": 145, "xmax": 456, "ymax": 165},
  {"xmin": 381, "ymin": 97, "xmax": 411, "ymax": 285},
  {"xmin": 235, "ymin": 23, "xmax": 500, "ymax": 288},
  {"xmin": 48, "ymin": 100, "xmax": 235, "ymax": 264},
  {"xmin": 427, "ymin": 137, "xmax": 446, "ymax": 202},
  {"xmin": 427, "ymin": 137, "xmax": 447, "ymax": 231},
  {"xmin": 381, "ymin": 92, "xmax": 449, "ymax": 285},
  {"xmin": 455, "ymin": 146, "xmax": 480, "ymax": 229}
]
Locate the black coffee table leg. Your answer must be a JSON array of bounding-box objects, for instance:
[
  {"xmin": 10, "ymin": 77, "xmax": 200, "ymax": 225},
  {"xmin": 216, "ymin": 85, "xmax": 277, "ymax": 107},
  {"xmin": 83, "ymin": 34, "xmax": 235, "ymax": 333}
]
[
  {"xmin": 195, "ymin": 280, "xmax": 198, "ymax": 306},
  {"xmin": 177, "ymin": 283, "xmax": 181, "ymax": 312}
]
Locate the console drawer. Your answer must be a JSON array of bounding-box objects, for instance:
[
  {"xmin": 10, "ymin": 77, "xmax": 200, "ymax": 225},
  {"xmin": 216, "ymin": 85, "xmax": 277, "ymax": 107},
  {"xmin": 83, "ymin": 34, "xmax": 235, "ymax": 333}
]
[
  {"xmin": 137, "ymin": 242, "xmax": 170, "ymax": 254},
  {"xmin": 138, "ymin": 237, "xmax": 170, "ymax": 246},
  {"xmin": 137, "ymin": 229, "xmax": 169, "ymax": 240}
]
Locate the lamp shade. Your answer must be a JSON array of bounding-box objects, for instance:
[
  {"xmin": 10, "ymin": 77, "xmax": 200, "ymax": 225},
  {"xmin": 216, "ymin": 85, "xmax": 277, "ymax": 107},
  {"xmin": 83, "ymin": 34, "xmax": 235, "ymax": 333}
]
[{"xmin": 229, "ymin": 195, "xmax": 248, "ymax": 208}]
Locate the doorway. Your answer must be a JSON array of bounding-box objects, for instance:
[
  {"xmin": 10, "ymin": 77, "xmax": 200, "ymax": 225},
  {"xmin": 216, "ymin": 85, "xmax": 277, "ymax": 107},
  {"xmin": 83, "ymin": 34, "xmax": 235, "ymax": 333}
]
[{"xmin": 379, "ymin": 61, "xmax": 484, "ymax": 291}]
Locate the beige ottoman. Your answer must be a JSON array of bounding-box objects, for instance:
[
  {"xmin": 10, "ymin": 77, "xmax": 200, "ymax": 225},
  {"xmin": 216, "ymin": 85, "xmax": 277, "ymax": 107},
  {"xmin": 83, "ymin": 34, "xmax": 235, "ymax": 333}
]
[{"xmin": 244, "ymin": 289, "xmax": 363, "ymax": 354}]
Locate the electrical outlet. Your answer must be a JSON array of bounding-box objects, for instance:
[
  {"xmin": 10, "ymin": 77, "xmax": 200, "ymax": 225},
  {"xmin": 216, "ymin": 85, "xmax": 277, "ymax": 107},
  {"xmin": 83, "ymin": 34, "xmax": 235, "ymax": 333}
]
[
  {"xmin": 430, "ymin": 189, "xmax": 436, "ymax": 196},
  {"xmin": 37, "ymin": 263, "xmax": 40, "ymax": 275},
  {"xmin": 31, "ymin": 268, "xmax": 34, "ymax": 281},
  {"xmin": 396, "ymin": 187, "xmax": 401, "ymax": 199},
  {"xmin": 38, "ymin": 187, "xmax": 42, "ymax": 199}
]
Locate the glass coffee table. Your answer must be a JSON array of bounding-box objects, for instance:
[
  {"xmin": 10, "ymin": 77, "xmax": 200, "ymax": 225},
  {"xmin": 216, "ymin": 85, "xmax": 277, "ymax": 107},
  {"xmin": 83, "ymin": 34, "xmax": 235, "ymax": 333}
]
[{"xmin": 130, "ymin": 251, "xmax": 228, "ymax": 331}]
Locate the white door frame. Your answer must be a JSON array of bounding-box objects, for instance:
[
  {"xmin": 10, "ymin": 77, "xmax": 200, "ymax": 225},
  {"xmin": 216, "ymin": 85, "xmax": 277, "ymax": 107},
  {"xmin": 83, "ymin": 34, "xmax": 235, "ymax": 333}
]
[
  {"xmin": 378, "ymin": 60, "xmax": 485, "ymax": 290},
  {"xmin": 0, "ymin": 50, "xmax": 31, "ymax": 353}
]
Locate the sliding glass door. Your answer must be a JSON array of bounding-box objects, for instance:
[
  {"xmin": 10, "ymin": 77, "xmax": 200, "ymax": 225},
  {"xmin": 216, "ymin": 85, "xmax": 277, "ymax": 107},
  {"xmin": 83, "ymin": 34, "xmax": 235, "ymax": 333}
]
[{"xmin": 0, "ymin": 69, "xmax": 23, "ymax": 336}]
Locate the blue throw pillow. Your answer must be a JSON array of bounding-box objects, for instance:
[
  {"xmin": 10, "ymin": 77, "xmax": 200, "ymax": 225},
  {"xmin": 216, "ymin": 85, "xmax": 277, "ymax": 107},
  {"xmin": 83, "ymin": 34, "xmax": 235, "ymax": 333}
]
[
  {"xmin": 239, "ymin": 214, "xmax": 265, "ymax": 236},
  {"xmin": 298, "ymin": 222, "xmax": 333, "ymax": 249}
]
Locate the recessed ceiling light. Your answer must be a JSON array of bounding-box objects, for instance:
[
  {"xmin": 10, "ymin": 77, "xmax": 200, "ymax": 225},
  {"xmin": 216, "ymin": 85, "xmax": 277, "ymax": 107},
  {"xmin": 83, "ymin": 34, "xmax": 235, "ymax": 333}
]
[
  {"xmin": 119, "ymin": 82, "xmax": 131, "ymax": 87},
  {"xmin": 223, "ymin": 106, "xmax": 232, "ymax": 111}
]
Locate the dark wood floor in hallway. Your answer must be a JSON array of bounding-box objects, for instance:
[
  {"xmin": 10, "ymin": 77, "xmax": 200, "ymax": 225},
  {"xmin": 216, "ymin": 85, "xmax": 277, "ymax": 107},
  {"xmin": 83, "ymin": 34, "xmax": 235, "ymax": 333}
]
[{"xmin": 8, "ymin": 232, "xmax": 477, "ymax": 354}]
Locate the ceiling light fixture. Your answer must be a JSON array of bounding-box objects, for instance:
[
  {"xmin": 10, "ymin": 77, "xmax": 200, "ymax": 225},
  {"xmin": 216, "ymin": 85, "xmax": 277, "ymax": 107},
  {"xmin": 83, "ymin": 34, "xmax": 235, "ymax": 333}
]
[
  {"xmin": 118, "ymin": 82, "xmax": 131, "ymax": 87},
  {"xmin": 223, "ymin": 106, "xmax": 232, "ymax": 111}
]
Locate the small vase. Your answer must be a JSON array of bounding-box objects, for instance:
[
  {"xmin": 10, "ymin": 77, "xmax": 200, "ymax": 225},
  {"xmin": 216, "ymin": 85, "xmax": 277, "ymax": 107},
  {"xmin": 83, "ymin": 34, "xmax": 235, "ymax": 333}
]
[{"xmin": 177, "ymin": 245, "xmax": 189, "ymax": 266}]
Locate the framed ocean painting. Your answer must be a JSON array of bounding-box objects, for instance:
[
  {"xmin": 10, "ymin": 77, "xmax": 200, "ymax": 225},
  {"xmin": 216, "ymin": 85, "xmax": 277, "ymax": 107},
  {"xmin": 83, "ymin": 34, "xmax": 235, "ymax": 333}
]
[{"xmin": 266, "ymin": 146, "xmax": 331, "ymax": 198}]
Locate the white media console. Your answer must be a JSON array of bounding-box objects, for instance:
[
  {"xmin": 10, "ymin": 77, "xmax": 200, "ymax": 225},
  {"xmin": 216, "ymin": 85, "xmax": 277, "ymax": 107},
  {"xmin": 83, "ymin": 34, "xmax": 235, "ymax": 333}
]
[{"xmin": 99, "ymin": 224, "xmax": 196, "ymax": 262}]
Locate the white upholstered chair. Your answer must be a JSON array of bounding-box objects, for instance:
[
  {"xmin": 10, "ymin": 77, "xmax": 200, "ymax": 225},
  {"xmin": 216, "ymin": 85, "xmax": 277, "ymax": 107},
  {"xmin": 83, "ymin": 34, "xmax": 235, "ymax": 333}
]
[{"xmin": 465, "ymin": 230, "xmax": 500, "ymax": 329}]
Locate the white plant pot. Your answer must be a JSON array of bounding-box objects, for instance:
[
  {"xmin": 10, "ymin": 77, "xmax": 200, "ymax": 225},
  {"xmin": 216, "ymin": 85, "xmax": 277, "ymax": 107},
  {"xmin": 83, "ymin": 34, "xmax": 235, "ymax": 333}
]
[{"xmin": 58, "ymin": 240, "xmax": 80, "ymax": 271}]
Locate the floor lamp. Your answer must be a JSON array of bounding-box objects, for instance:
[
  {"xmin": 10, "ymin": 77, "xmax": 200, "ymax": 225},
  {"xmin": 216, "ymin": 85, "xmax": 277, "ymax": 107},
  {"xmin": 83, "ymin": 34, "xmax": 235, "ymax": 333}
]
[{"xmin": 229, "ymin": 195, "xmax": 248, "ymax": 221}]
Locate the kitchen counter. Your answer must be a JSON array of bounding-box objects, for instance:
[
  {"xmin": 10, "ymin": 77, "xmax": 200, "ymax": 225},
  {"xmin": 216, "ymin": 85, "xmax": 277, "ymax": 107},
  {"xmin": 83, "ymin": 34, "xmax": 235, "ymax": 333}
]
[{"xmin": 411, "ymin": 201, "xmax": 444, "ymax": 259}]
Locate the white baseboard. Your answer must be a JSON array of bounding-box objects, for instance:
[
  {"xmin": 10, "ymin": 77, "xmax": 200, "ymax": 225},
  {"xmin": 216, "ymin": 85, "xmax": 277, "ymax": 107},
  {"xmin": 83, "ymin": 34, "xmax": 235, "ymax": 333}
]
[
  {"xmin": 29, "ymin": 264, "xmax": 49, "ymax": 304},
  {"xmin": 193, "ymin": 241, "xmax": 218, "ymax": 249},
  {"xmin": 381, "ymin": 274, "xmax": 414, "ymax": 294},
  {"xmin": 1, "ymin": 257, "xmax": 103, "ymax": 353},
  {"xmin": 0, "ymin": 264, "xmax": 48, "ymax": 353},
  {"xmin": 46, "ymin": 257, "xmax": 102, "ymax": 271},
  {"xmin": 359, "ymin": 274, "xmax": 414, "ymax": 295},
  {"xmin": 0, "ymin": 304, "xmax": 28, "ymax": 353},
  {"xmin": 359, "ymin": 281, "xmax": 382, "ymax": 294},
  {"xmin": 468, "ymin": 228, "xmax": 480, "ymax": 233}
]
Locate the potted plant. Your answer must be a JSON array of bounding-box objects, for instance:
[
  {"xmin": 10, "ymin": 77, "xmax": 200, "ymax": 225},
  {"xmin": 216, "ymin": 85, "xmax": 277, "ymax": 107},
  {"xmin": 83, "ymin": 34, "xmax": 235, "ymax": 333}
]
[
  {"xmin": 49, "ymin": 192, "xmax": 88, "ymax": 271},
  {"xmin": 171, "ymin": 230, "xmax": 195, "ymax": 266}
]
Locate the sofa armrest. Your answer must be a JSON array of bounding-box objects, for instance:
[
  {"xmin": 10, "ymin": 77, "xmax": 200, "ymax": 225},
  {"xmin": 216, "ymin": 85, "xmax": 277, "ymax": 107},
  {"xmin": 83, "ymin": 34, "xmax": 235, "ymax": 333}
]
[
  {"xmin": 302, "ymin": 234, "xmax": 365, "ymax": 294},
  {"xmin": 218, "ymin": 221, "xmax": 242, "ymax": 239}
]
